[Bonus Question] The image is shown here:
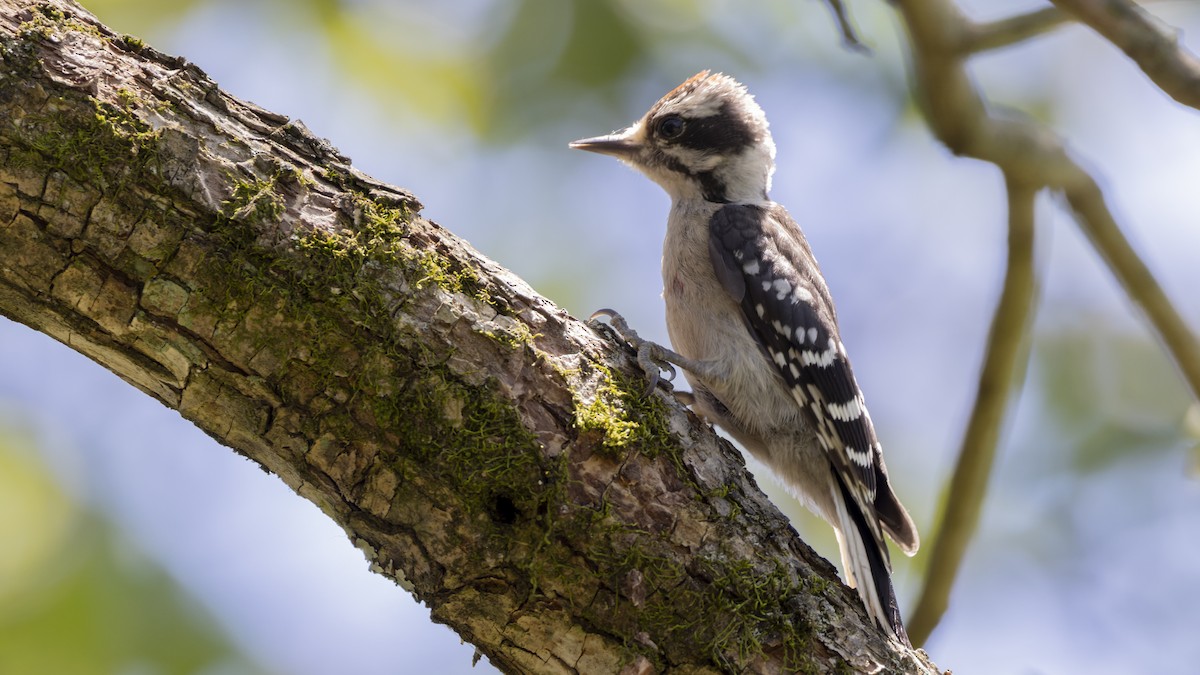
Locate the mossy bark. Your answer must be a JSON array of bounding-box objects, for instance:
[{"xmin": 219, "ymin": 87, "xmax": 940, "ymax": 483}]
[{"xmin": 0, "ymin": 1, "xmax": 939, "ymax": 673}]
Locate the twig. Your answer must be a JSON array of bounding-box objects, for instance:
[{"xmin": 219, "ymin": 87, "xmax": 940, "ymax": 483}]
[
  {"xmin": 823, "ymin": 0, "xmax": 870, "ymax": 52},
  {"xmin": 963, "ymin": 7, "xmax": 1072, "ymax": 53},
  {"xmin": 1051, "ymin": 0, "xmax": 1200, "ymax": 110},
  {"xmin": 1064, "ymin": 175, "xmax": 1200, "ymax": 400},
  {"xmin": 906, "ymin": 176, "xmax": 1039, "ymax": 646}
]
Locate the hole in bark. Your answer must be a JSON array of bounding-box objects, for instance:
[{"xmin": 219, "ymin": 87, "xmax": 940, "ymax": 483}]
[{"xmin": 491, "ymin": 494, "xmax": 519, "ymax": 525}]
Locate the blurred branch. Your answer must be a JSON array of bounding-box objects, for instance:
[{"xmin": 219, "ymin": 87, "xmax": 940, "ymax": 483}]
[
  {"xmin": 823, "ymin": 0, "xmax": 869, "ymax": 52},
  {"xmin": 963, "ymin": 7, "xmax": 1071, "ymax": 53},
  {"xmin": 1051, "ymin": 0, "xmax": 1200, "ymax": 110},
  {"xmin": 1187, "ymin": 403, "xmax": 1200, "ymax": 478},
  {"xmin": 1063, "ymin": 176, "xmax": 1200, "ymax": 400},
  {"xmin": 907, "ymin": 176, "xmax": 1038, "ymax": 646},
  {"xmin": 892, "ymin": 0, "xmax": 1200, "ymax": 644}
]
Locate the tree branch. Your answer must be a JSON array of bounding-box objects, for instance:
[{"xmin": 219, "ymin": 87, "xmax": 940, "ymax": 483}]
[
  {"xmin": 1062, "ymin": 174, "xmax": 1200, "ymax": 400},
  {"xmin": 0, "ymin": 0, "xmax": 940, "ymax": 672},
  {"xmin": 893, "ymin": 0, "xmax": 1200, "ymax": 643},
  {"xmin": 1051, "ymin": 0, "xmax": 1200, "ymax": 110},
  {"xmin": 897, "ymin": 0, "xmax": 1200, "ymax": 401},
  {"xmin": 906, "ymin": 176, "xmax": 1038, "ymax": 646},
  {"xmin": 962, "ymin": 7, "xmax": 1072, "ymax": 54},
  {"xmin": 822, "ymin": 0, "xmax": 869, "ymax": 52}
]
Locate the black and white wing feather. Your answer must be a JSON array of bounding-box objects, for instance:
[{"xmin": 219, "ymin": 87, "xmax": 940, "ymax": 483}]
[
  {"xmin": 708, "ymin": 202, "xmax": 911, "ymax": 640},
  {"xmin": 709, "ymin": 203, "xmax": 881, "ymax": 514}
]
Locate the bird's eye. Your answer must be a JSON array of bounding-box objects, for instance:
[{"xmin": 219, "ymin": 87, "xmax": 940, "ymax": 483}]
[{"xmin": 657, "ymin": 115, "xmax": 685, "ymax": 140}]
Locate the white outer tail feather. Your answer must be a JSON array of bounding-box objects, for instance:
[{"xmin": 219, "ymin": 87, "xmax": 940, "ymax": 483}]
[{"xmin": 831, "ymin": 485, "xmax": 898, "ymax": 642}]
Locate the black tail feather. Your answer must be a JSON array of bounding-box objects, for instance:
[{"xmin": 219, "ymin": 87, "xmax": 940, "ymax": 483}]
[{"xmin": 835, "ymin": 474, "xmax": 910, "ymax": 645}]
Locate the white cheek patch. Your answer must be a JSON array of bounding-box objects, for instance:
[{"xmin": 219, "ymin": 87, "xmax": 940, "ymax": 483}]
[{"xmin": 663, "ymin": 145, "xmax": 720, "ymax": 171}]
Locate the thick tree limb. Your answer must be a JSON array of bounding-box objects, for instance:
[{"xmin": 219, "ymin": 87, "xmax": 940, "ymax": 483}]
[{"xmin": 0, "ymin": 0, "xmax": 940, "ymax": 672}]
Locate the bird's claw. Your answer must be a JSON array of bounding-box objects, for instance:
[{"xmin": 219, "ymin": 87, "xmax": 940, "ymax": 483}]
[
  {"xmin": 590, "ymin": 308, "xmax": 676, "ymax": 396},
  {"xmin": 635, "ymin": 341, "xmax": 677, "ymax": 396}
]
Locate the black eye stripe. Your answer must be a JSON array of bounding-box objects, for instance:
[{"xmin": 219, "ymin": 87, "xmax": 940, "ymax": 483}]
[{"xmin": 675, "ymin": 102, "xmax": 755, "ymax": 154}]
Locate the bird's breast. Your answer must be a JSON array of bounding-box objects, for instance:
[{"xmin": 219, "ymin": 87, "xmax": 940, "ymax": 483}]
[
  {"xmin": 660, "ymin": 203, "xmax": 801, "ymax": 437},
  {"xmin": 666, "ymin": 271, "xmax": 686, "ymax": 299}
]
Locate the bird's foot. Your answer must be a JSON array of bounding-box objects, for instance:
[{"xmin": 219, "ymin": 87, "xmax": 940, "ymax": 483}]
[{"xmin": 589, "ymin": 308, "xmax": 677, "ymax": 396}]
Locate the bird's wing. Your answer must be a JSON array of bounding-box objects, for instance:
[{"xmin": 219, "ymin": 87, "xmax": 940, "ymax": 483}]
[{"xmin": 707, "ymin": 202, "xmax": 884, "ymax": 543}]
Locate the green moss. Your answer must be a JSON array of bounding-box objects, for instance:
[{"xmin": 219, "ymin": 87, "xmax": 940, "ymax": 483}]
[
  {"xmin": 703, "ymin": 557, "xmax": 818, "ymax": 672},
  {"xmin": 318, "ymin": 166, "xmax": 346, "ymax": 187},
  {"xmin": 611, "ymin": 371, "xmax": 679, "ymax": 460},
  {"xmin": 0, "ymin": 25, "xmax": 41, "ymax": 77},
  {"xmin": 574, "ymin": 366, "xmax": 639, "ymax": 449},
  {"xmin": 18, "ymin": 5, "xmax": 106, "ymax": 44},
  {"xmin": 8, "ymin": 93, "xmax": 161, "ymax": 194},
  {"xmin": 4, "ymin": 16, "xmax": 169, "ymax": 200},
  {"xmin": 16, "ymin": 6, "xmax": 62, "ymax": 42},
  {"xmin": 200, "ymin": 165, "xmax": 555, "ymax": 527},
  {"xmin": 344, "ymin": 196, "xmax": 489, "ymax": 302},
  {"xmin": 563, "ymin": 364, "xmax": 824, "ymax": 670},
  {"xmin": 573, "ymin": 365, "xmax": 679, "ymax": 459},
  {"xmin": 292, "ymin": 191, "xmax": 476, "ymax": 296},
  {"xmin": 379, "ymin": 367, "xmax": 549, "ymax": 513},
  {"xmin": 480, "ymin": 320, "xmax": 538, "ymax": 350},
  {"xmin": 568, "ymin": 364, "xmax": 789, "ymax": 664},
  {"xmin": 226, "ymin": 176, "xmax": 285, "ymax": 223},
  {"xmin": 119, "ymin": 34, "xmax": 146, "ymax": 51},
  {"xmin": 412, "ymin": 249, "xmax": 468, "ymax": 293},
  {"xmin": 572, "ymin": 517, "xmax": 818, "ymax": 672}
]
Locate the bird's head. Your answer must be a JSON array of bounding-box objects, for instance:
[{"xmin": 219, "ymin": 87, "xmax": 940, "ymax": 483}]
[{"xmin": 570, "ymin": 71, "xmax": 776, "ymax": 204}]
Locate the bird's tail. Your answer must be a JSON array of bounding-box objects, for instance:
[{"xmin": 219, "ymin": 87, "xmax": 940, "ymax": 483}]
[{"xmin": 832, "ymin": 475, "xmax": 910, "ymax": 646}]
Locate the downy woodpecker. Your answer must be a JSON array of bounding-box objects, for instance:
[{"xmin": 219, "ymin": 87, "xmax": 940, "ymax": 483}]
[{"xmin": 571, "ymin": 71, "xmax": 919, "ymax": 643}]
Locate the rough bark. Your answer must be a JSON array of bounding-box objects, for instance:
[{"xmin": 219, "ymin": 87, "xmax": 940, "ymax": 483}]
[{"xmin": 0, "ymin": 1, "xmax": 940, "ymax": 672}]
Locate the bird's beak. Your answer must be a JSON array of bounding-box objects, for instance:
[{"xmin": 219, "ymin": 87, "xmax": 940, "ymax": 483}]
[{"xmin": 569, "ymin": 128, "xmax": 640, "ymax": 158}]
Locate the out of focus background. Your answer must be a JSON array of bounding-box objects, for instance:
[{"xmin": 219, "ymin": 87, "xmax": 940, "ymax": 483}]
[{"xmin": 3, "ymin": 0, "xmax": 1200, "ymax": 673}]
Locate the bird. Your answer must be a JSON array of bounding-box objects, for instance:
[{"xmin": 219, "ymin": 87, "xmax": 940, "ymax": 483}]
[{"xmin": 570, "ymin": 71, "xmax": 919, "ymax": 644}]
